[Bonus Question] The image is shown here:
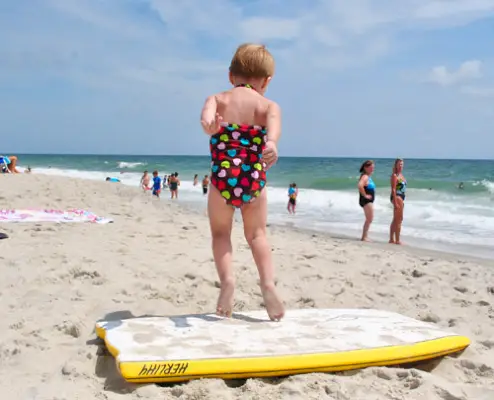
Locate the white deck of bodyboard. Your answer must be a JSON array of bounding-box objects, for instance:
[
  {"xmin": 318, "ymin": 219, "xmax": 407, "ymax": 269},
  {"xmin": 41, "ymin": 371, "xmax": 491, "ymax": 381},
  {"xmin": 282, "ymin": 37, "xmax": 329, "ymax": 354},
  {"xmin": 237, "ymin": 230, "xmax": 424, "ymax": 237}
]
[{"xmin": 96, "ymin": 308, "xmax": 465, "ymax": 362}]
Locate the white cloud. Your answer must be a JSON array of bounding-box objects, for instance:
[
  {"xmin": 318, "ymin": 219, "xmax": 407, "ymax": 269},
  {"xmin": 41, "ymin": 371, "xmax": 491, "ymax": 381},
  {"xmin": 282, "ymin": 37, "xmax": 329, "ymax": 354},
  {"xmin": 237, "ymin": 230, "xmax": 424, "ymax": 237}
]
[{"xmin": 427, "ymin": 60, "xmax": 483, "ymax": 86}]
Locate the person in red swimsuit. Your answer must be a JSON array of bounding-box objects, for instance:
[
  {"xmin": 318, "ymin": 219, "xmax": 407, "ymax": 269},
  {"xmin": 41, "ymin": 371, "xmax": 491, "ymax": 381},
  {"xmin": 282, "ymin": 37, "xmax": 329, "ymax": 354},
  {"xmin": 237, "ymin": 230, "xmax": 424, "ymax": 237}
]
[{"xmin": 200, "ymin": 43, "xmax": 284, "ymax": 321}]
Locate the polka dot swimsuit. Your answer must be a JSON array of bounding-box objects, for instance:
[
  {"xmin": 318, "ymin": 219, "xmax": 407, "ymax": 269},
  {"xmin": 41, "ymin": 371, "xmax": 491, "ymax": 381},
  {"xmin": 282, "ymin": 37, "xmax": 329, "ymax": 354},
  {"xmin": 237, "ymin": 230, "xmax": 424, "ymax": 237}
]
[{"xmin": 209, "ymin": 119, "xmax": 267, "ymax": 208}]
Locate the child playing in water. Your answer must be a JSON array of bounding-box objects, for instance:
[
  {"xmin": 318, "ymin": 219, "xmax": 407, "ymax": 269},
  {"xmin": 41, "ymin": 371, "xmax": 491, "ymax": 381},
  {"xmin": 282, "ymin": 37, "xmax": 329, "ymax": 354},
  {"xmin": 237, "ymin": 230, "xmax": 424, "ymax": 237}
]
[
  {"xmin": 152, "ymin": 170, "xmax": 161, "ymax": 198},
  {"xmin": 140, "ymin": 171, "xmax": 151, "ymax": 191},
  {"xmin": 200, "ymin": 43, "xmax": 284, "ymax": 321},
  {"xmin": 287, "ymin": 183, "xmax": 298, "ymax": 214}
]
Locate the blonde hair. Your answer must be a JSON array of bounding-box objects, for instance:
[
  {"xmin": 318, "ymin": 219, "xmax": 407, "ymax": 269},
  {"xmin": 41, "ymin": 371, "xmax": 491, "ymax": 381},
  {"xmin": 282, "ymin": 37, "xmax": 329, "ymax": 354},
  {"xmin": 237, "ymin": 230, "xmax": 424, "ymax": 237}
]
[
  {"xmin": 229, "ymin": 43, "xmax": 275, "ymax": 78},
  {"xmin": 393, "ymin": 158, "xmax": 403, "ymax": 174}
]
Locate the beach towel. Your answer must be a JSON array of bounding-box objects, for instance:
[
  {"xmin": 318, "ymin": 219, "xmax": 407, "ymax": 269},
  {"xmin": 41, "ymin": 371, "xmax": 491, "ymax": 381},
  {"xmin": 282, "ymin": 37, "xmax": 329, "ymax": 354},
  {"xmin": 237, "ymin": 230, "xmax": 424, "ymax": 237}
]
[{"xmin": 0, "ymin": 209, "xmax": 113, "ymax": 224}]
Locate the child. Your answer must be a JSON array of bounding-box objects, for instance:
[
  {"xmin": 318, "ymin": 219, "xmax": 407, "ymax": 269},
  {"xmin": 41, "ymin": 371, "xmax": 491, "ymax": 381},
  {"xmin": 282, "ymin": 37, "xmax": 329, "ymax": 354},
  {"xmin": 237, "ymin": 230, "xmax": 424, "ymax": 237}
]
[
  {"xmin": 140, "ymin": 171, "xmax": 151, "ymax": 191},
  {"xmin": 152, "ymin": 170, "xmax": 161, "ymax": 198},
  {"xmin": 200, "ymin": 43, "xmax": 284, "ymax": 321},
  {"xmin": 287, "ymin": 183, "xmax": 298, "ymax": 214}
]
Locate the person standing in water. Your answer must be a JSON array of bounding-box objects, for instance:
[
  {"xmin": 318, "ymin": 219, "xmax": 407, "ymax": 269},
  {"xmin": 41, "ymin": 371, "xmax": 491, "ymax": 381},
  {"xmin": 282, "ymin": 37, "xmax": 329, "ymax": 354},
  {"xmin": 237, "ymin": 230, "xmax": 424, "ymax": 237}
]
[
  {"xmin": 287, "ymin": 183, "xmax": 298, "ymax": 214},
  {"xmin": 169, "ymin": 172, "xmax": 180, "ymax": 199},
  {"xmin": 202, "ymin": 174, "xmax": 210, "ymax": 195},
  {"xmin": 389, "ymin": 158, "xmax": 407, "ymax": 245},
  {"xmin": 200, "ymin": 43, "xmax": 284, "ymax": 321},
  {"xmin": 193, "ymin": 174, "xmax": 199, "ymax": 186},
  {"xmin": 140, "ymin": 170, "xmax": 151, "ymax": 191},
  {"xmin": 152, "ymin": 170, "xmax": 162, "ymax": 198},
  {"xmin": 358, "ymin": 160, "xmax": 376, "ymax": 241}
]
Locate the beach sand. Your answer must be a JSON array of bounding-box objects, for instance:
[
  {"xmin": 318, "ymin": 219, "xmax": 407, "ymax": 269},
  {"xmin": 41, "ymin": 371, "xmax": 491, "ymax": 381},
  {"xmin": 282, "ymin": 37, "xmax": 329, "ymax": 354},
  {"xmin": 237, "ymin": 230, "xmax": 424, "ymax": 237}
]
[{"xmin": 1, "ymin": 174, "xmax": 493, "ymax": 400}]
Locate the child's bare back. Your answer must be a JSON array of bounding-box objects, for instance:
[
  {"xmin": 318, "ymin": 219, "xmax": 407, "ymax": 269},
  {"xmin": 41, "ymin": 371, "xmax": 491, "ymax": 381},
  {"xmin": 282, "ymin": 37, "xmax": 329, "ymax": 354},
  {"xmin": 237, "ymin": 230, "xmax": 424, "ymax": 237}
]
[
  {"xmin": 200, "ymin": 43, "xmax": 284, "ymax": 321},
  {"xmin": 214, "ymin": 86, "xmax": 272, "ymax": 127}
]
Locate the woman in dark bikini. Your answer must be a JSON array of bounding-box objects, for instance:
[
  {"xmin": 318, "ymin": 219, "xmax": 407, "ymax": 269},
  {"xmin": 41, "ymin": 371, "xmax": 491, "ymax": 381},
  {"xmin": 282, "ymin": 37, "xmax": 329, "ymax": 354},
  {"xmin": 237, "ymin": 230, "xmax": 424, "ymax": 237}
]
[
  {"xmin": 389, "ymin": 158, "xmax": 407, "ymax": 245},
  {"xmin": 358, "ymin": 160, "xmax": 376, "ymax": 241}
]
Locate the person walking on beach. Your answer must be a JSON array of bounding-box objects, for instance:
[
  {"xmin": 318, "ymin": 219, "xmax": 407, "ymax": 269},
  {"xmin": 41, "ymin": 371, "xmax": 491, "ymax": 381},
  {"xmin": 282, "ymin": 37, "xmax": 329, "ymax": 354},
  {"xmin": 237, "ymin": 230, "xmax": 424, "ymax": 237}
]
[
  {"xmin": 358, "ymin": 160, "xmax": 376, "ymax": 242},
  {"xmin": 200, "ymin": 43, "xmax": 284, "ymax": 321},
  {"xmin": 287, "ymin": 183, "xmax": 298, "ymax": 214},
  {"xmin": 202, "ymin": 174, "xmax": 210, "ymax": 195},
  {"xmin": 389, "ymin": 158, "xmax": 407, "ymax": 245},
  {"xmin": 169, "ymin": 172, "xmax": 180, "ymax": 199}
]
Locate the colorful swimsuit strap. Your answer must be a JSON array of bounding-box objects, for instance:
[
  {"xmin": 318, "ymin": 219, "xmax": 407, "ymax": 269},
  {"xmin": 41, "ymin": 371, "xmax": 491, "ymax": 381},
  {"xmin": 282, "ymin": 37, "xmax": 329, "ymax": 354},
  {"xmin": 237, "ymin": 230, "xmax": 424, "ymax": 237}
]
[{"xmin": 235, "ymin": 83, "xmax": 256, "ymax": 91}]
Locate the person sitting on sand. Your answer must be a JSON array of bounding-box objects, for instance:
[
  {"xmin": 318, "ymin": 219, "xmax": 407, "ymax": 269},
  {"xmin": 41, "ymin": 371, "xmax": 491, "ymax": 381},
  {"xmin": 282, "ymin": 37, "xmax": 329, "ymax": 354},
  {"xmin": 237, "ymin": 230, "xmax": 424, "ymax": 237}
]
[
  {"xmin": 202, "ymin": 175, "xmax": 210, "ymax": 195},
  {"xmin": 152, "ymin": 170, "xmax": 162, "ymax": 198},
  {"xmin": 358, "ymin": 160, "xmax": 376, "ymax": 242},
  {"xmin": 200, "ymin": 43, "xmax": 284, "ymax": 321},
  {"xmin": 1, "ymin": 155, "xmax": 20, "ymax": 173},
  {"xmin": 169, "ymin": 172, "xmax": 180, "ymax": 199},
  {"xmin": 287, "ymin": 183, "xmax": 298, "ymax": 214},
  {"xmin": 390, "ymin": 158, "xmax": 407, "ymax": 245},
  {"xmin": 140, "ymin": 170, "xmax": 151, "ymax": 191}
]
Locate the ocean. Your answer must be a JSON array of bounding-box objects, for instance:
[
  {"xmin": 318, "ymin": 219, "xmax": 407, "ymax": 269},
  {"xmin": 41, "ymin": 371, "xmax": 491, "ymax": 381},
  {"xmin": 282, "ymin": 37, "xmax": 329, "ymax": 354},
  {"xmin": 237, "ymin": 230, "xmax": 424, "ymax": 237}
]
[{"xmin": 11, "ymin": 154, "xmax": 494, "ymax": 260}]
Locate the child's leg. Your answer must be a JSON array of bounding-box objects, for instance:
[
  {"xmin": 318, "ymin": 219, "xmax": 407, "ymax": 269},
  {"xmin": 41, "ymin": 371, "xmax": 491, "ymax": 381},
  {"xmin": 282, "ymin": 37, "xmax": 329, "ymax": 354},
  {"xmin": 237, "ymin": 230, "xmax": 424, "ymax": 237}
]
[
  {"xmin": 241, "ymin": 189, "xmax": 285, "ymax": 321},
  {"xmin": 208, "ymin": 187, "xmax": 235, "ymax": 317}
]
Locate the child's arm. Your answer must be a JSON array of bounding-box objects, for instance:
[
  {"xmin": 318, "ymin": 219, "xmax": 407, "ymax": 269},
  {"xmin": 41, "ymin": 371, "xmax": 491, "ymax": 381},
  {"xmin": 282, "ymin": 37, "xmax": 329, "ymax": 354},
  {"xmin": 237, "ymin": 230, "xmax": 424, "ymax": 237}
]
[
  {"xmin": 263, "ymin": 101, "xmax": 282, "ymax": 169},
  {"xmin": 200, "ymin": 96, "xmax": 222, "ymax": 135},
  {"xmin": 266, "ymin": 101, "xmax": 281, "ymax": 143}
]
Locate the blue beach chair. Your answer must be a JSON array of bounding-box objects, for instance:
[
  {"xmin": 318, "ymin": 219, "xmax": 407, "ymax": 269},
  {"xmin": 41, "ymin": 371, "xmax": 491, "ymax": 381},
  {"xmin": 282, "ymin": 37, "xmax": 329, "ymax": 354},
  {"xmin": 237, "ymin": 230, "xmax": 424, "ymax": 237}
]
[{"xmin": 0, "ymin": 155, "xmax": 11, "ymax": 173}]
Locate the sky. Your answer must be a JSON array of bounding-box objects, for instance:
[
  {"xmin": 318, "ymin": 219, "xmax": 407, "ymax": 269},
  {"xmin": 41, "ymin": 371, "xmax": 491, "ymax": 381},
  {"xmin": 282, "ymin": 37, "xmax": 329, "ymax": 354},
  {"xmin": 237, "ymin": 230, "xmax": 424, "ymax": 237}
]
[{"xmin": 1, "ymin": 0, "xmax": 494, "ymax": 159}]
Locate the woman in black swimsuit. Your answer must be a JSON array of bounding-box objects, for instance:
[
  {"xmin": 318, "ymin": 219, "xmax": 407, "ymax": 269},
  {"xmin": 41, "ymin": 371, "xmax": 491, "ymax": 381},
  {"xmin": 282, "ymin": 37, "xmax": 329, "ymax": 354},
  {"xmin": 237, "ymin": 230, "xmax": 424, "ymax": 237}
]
[
  {"xmin": 169, "ymin": 172, "xmax": 180, "ymax": 199},
  {"xmin": 357, "ymin": 160, "xmax": 376, "ymax": 241}
]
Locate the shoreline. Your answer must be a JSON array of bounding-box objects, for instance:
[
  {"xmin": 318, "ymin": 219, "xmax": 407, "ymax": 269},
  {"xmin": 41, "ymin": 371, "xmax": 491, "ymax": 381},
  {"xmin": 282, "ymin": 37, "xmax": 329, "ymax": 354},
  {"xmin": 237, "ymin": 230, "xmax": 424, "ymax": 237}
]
[
  {"xmin": 1, "ymin": 174, "xmax": 493, "ymax": 399},
  {"xmin": 11, "ymin": 169, "xmax": 494, "ymax": 262}
]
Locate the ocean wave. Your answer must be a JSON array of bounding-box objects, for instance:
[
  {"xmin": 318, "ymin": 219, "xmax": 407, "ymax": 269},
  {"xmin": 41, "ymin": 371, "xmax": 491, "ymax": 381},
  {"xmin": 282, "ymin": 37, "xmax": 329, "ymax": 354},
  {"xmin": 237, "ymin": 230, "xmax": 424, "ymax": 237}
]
[
  {"xmin": 117, "ymin": 161, "xmax": 145, "ymax": 169},
  {"xmin": 475, "ymin": 179, "xmax": 494, "ymax": 195}
]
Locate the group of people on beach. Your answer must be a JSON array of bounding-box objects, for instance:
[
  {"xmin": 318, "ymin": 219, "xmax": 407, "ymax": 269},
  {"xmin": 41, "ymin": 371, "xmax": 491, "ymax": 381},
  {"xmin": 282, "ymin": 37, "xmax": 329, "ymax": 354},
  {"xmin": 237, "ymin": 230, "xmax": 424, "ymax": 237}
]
[
  {"xmin": 358, "ymin": 158, "xmax": 407, "ymax": 244},
  {"xmin": 140, "ymin": 170, "xmax": 181, "ymax": 199}
]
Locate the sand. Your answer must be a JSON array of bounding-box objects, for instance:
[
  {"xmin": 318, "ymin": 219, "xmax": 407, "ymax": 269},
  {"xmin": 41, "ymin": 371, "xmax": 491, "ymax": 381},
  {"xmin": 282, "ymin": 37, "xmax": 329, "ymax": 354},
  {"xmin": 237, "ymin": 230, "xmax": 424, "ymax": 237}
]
[{"xmin": 1, "ymin": 174, "xmax": 493, "ymax": 400}]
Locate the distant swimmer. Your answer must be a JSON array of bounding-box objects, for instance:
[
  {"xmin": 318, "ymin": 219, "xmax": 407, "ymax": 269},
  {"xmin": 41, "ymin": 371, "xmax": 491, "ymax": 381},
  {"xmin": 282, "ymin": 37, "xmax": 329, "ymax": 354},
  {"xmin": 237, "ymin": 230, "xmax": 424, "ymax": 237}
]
[
  {"xmin": 358, "ymin": 160, "xmax": 375, "ymax": 242},
  {"xmin": 106, "ymin": 177, "xmax": 120, "ymax": 183},
  {"xmin": 458, "ymin": 182, "xmax": 464, "ymax": 190}
]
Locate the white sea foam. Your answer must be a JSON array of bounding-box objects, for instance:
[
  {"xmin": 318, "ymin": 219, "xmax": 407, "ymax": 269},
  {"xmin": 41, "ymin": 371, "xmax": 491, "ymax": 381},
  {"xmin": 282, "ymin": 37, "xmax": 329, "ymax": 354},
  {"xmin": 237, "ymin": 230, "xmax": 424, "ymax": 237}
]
[
  {"xmin": 28, "ymin": 166, "xmax": 494, "ymax": 258},
  {"xmin": 117, "ymin": 161, "xmax": 145, "ymax": 169}
]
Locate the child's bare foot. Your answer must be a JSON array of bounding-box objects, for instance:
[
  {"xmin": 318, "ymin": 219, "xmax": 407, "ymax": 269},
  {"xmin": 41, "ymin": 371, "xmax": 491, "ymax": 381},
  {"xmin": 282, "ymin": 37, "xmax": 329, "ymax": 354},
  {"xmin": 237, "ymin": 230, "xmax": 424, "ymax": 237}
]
[
  {"xmin": 395, "ymin": 241, "xmax": 403, "ymax": 245},
  {"xmin": 261, "ymin": 282, "xmax": 285, "ymax": 321},
  {"xmin": 216, "ymin": 278, "xmax": 235, "ymax": 318},
  {"xmin": 389, "ymin": 239, "xmax": 395, "ymax": 244},
  {"xmin": 361, "ymin": 237, "xmax": 371, "ymax": 242}
]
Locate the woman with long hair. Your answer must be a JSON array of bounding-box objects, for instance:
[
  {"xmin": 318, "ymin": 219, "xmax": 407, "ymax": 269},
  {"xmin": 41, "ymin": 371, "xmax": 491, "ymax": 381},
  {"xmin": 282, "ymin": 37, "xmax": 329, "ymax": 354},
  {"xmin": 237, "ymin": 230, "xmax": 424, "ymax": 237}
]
[
  {"xmin": 358, "ymin": 160, "xmax": 376, "ymax": 241},
  {"xmin": 389, "ymin": 158, "xmax": 407, "ymax": 244}
]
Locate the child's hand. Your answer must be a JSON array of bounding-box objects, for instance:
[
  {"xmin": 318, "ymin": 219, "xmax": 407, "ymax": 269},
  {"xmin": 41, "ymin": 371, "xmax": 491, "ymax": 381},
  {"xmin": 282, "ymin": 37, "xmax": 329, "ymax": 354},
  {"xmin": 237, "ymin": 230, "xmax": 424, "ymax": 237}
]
[
  {"xmin": 263, "ymin": 141, "xmax": 278, "ymax": 169},
  {"xmin": 201, "ymin": 113, "xmax": 223, "ymax": 135}
]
